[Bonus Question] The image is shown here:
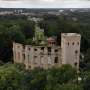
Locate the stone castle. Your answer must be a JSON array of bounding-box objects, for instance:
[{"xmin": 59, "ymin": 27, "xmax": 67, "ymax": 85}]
[{"xmin": 13, "ymin": 25, "xmax": 81, "ymax": 70}]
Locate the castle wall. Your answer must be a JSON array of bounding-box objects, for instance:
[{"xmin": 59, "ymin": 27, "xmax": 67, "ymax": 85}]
[
  {"xmin": 13, "ymin": 42, "xmax": 24, "ymax": 64},
  {"xmin": 13, "ymin": 43, "xmax": 61, "ymax": 70}
]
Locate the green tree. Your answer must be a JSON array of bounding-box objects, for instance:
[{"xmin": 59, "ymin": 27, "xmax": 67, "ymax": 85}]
[
  {"xmin": 46, "ymin": 65, "xmax": 77, "ymax": 90},
  {"xmin": 0, "ymin": 63, "xmax": 25, "ymax": 90},
  {"xmin": 83, "ymin": 73, "xmax": 90, "ymax": 90},
  {"xmin": 30, "ymin": 68, "xmax": 47, "ymax": 90}
]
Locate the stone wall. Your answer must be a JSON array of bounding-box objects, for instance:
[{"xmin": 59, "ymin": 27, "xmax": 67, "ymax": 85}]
[{"xmin": 13, "ymin": 43, "xmax": 61, "ymax": 69}]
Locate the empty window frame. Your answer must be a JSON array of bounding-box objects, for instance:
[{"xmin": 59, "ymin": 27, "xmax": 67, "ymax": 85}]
[
  {"xmin": 54, "ymin": 57, "xmax": 58, "ymax": 63},
  {"xmin": 48, "ymin": 47, "xmax": 51, "ymax": 52}
]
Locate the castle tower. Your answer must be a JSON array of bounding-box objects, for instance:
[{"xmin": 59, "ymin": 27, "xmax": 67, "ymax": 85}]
[
  {"xmin": 13, "ymin": 42, "xmax": 25, "ymax": 64},
  {"xmin": 61, "ymin": 33, "xmax": 81, "ymax": 69}
]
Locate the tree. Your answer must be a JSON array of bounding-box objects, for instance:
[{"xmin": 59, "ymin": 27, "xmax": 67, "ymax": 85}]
[
  {"xmin": 0, "ymin": 63, "xmax": 25, "ymax": 90},
  {"xmin": 51, "ymin": 84, "xmax": 83, "ymax": 90},
  {"xmin": 0, "ymin": 24, "xmax": 25, "ymax": 62},
  {"xmin": 46, "ymin": 65, "xmax": 77, "ymax": 90},
  {"xmin": 83, "ymin": 73, "xmax": 90, "ymax": 90},
  {"xmin": 29, "ymin": 68, "xmax": 47, "ymax": 90},
  {"xmin": 83, "ymin": 48, "xmax": 90, "ymax": 71}
]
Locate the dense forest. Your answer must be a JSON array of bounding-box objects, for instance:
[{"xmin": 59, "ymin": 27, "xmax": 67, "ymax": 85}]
[
  {"xmin": 0, "ymin": 11, "xmax": 90, "ymax": 90},
  {"xmin": 0, "ymin": 63, "xmax": 85, "ymax": 90}
]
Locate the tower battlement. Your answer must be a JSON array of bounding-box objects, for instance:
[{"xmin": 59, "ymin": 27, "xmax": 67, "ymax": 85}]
[{"xmin": 61, "ymin": 33, "xmax": 81, "ymax": 37}]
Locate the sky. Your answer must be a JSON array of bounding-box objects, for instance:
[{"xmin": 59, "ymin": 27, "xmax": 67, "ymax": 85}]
[{"xmin": 0, "ymin": 0, "xmax": 90, "ymax": 8}]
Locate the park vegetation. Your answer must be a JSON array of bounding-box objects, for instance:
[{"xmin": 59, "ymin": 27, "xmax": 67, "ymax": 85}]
[{"xmin": 0, "ymin": 63, "xmax": 84, "ymax": 90}]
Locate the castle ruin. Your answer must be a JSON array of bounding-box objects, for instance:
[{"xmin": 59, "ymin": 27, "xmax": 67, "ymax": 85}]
[{"xmin": 13, "ymin": 25, "xmax": 81, "ymax": 70}]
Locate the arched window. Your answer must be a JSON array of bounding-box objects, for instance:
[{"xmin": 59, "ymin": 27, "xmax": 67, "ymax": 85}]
[
  {"xmin": 72, "ymin": 42, "xmax": 74, "ymax": 45},
  {"xmin": 34, "ymin": 56, "xmax": 37, "ymax": 58},
  {"xmin": 41, "ymin": 47, "xmax": 44, "ymax": 50},
  {"xmin": 55, "ymin": 49, "xmax": 58, "ymax": 52},
  {"xmin": 68, "ymin": 42, "xmax": 69, "ymax": 46},
  {"xmin": 28, "ymin": 55, "xmax": 29, "ymax": 61},
  {"xmin": 77, "ymin": 42, "xmax": 79, "ymax": 45},
  {"xmin": 18, "ymin": 52, "xmax": 20, "ymax": 60},
  {"xmin": 23, "ymin": 54, "xmax": 25, "ymax": 60},
  {"xmin": 17, "ymin": 46, "xmax": 20, "ymax": 48},
  {"xmin": 54, "ymin": 57, "xmax": 58, "ymax": 63},
  {"xmin": 34, "ymin": 48, "xmax": 37, "ymax": 51},
  {"xmin": 75, "ymin": 50, "xmax": 78, "ymax": 54},
  {"xmin": 48, "ymin": 47, "xmax": 51, "ymax": 52},
  {"xmin": 28, "ymin": 48, "xmax": 30, "ymax": 51},
  {"xmin": 29, "ymin": 66, "xmax": 31, "ymax": 69},
  {"xmin": 74, "ymin": 62, "xmax": 77, "ymax": 67}
]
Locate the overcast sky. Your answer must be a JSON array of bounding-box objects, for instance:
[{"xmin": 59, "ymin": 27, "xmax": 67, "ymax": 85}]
[{"xmin": 0, "ymin": 0, "xmax": 90, "ymax": 8}]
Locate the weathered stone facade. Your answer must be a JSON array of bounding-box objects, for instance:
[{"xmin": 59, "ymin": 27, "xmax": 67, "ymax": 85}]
[
  {"xmin": 13, "ymin": 43, "xmax": 62, "ymax": 69},
  {"xmin": 13, "ymin": 33, "xmax": 81, "ymax": 70}
]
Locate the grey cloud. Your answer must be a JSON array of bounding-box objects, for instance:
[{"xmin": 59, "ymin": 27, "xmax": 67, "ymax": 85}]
[{"xmin": 0, "ymin": 0, "xmax": 90, "ymax": 8}]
